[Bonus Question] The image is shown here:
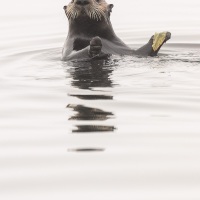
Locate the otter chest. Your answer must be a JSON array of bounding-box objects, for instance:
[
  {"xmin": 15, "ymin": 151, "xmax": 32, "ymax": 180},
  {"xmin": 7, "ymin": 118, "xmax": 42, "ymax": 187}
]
[{"xmin": 73, "ymin": 38, "xmax": 91, "ymax": 51}]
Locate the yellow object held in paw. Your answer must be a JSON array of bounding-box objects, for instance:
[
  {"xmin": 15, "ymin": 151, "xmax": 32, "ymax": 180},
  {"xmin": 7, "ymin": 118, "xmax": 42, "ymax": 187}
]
[{"xmin": 152, "ymin": 32, "xmax": 168, "ymax": 51}]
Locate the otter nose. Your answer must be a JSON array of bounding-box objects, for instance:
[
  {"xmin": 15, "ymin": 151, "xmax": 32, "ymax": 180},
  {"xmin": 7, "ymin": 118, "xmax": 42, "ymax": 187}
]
[{"xmin": 76, "ymin": 0, "xmax": 89, "ymax": 6}]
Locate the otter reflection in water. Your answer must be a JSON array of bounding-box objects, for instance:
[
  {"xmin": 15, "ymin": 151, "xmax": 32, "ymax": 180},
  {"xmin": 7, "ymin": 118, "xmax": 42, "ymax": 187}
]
[
  {"xmin": 66, "ymin": 59, "xmax": 114, "ymax": 89},
  {"xmin": 62, "ymin": 0, "xmax": 171, "ymax": 61},
  {"xmin": 67, "ymin": 104, "xmax": 114, "ymax": 121},
  {"xmin": 64, "ymin": 59, "xmax": 116, "ymax": 133}
]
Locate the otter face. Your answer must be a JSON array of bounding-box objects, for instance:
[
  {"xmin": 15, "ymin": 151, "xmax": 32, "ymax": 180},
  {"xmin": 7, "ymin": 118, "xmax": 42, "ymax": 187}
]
[{"xmin": 63, "ymin": 0, "xmax": 114, "ymax": 21}]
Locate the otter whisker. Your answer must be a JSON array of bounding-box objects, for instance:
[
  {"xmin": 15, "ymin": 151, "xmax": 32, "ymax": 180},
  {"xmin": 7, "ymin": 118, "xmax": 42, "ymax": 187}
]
[
  {"xmin": 86, "ymin": 6, "xmax": 92, "ymax": 19},
  {"xmin": 94, "ymin": 8, "xmax": 101, "ymax": 21},
  {"xmin": 87, "ymin": 5, "xmax": 95, "ymax": 20},
  {"xmin": 91, "ymin": 12, "xmax": 95, "ymax": 20},
  {"xmin": 66, "ymin": 4, "xmax": 79, "ymax": 20},
  {"xmin": 90, "ymin": 12, "xmax": 93, "ymax": 19},
  {"xmin": 74, "ymin": 11, "xmax": 78, "ymax": 19},
  {"xmin": 98, "ymin": 7, "xmax": 109, "ymax": 23},
  {"xmin": 93, "ymin": 10, "xmax": 99, "ymax": 21}
]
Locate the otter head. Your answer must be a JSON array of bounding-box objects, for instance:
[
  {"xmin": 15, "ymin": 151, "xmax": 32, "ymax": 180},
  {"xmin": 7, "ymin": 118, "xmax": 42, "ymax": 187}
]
[{"xmin": 63, "ymin": 0, "xmax": 114, "ymax": 22}]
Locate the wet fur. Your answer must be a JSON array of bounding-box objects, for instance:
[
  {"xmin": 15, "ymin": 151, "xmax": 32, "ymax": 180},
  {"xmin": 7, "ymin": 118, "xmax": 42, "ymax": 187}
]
[{"xmin": 62, "ymin": 0, "xmax": 171, "ymax": 61}]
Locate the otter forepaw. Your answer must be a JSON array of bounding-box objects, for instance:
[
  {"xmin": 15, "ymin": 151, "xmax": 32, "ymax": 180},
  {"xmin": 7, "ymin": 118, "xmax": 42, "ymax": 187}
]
[
  {"xmin": 150, "ymin": 31, "xmax": 171, "ymax": 56},
  {"xmin": 152, "ymin": 32, "xmax": 171, "ymax": 51},
  {"xmin": 89, "ymin": 37, "xmax": 102, "ymax": 58}
]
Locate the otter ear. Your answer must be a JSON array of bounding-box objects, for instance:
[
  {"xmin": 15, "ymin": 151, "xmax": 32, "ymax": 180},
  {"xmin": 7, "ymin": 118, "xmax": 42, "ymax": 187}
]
[
  {"xmin": 63, "ymin": 5, "xmax": 67, "ymax": 10},
  {"xmin": 108, "ymin": 4, "xmax": 114, "ymax": 13}
]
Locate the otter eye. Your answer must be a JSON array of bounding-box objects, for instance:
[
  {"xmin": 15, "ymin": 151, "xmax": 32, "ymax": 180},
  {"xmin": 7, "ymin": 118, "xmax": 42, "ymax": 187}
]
[{"xmin": 96, "ymin": 0, "xmax": 100, "ymax": 2}]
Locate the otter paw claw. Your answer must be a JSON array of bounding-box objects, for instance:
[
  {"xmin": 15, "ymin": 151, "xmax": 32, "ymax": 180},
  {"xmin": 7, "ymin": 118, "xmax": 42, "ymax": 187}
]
[
  {"xmin": 165, "ymin": 32, "xmax": 171, "ymax": 42},
  {"xmin": 89, "ymin": 37, "xmax": 102, "ymax": 58}
]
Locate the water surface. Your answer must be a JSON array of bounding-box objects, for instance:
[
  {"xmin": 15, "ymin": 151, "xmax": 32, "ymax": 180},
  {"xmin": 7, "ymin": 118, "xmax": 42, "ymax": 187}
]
[{"xmin": 1, "ymin": 1, "xmax": 200, "ymax": 199}]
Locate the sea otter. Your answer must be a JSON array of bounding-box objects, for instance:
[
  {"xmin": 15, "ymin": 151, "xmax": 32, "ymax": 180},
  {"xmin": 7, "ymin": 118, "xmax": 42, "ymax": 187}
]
[{"xmin": 62, "ymin": 0, "xmax": 171, "ymax": 61}]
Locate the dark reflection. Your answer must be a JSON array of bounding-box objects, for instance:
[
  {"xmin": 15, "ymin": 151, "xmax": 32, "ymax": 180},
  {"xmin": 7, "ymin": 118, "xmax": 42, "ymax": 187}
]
[
  {"xmin": 63, "ymin": 59, "xmax": 117, "ymax": 152},
  {"xmin": 67, "ymin": 104, "xmax": 114, "ymax": 121},
  {"xmin": 73, "ymin": 125, "xmax": 115, "ymax": 133},
  {"xmin": 66, "ymin": 59, "xmax": 115, "ymax": 90},
  {"xmin": 69, "ymin": 94, "xmax": 113, "ymax": 100},
  {"xmin": 68, "ymin": 148, "xmax": 105, "ymax": 152}
]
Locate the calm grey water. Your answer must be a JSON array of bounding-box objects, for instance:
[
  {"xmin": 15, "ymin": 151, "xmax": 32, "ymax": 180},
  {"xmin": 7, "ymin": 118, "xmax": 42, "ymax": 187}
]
[{"xmin": 1, "ymin": 0, "xmax": 200, "ymax": 199}]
